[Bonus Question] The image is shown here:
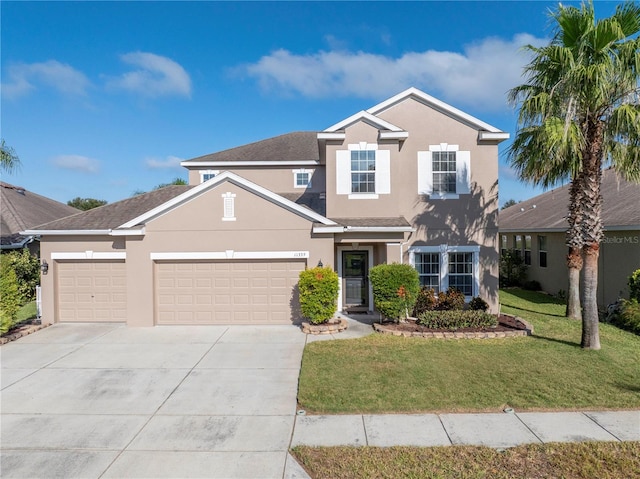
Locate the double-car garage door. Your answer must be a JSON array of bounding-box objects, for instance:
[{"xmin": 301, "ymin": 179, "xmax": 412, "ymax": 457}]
[
  {"xmin": 155, "ymin": 260, "xmax": 305, "ymax": 324},
  {"xmin": 56, "ymin": 259, "xmax": 304, "ymax": 325}
]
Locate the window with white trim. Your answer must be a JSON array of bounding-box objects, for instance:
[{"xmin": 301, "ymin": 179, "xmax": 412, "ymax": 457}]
[
  {"xmin": 336, "ymin": 143, "xmax": 391, "ymax": 198},
  {"xmin": 415, "ymin": 252, "xmax": 440, "ymax": 292},
  {"xmin": 409, "ymin": 245, "xmax": 480, "ymax": 299},
  {"xmin": 538, "ymin": 235, "xmax": 548, "ymax": 268},
  {"xmin": 432, "ymin": 151, "xmax": 457, "ymax": 194},
  {"xmin": 524, "ymin": 235, "xmax": 532, "ymax": 265},
  {"xmin": 351, "ymin": 149, "xmax": 376, "ymax": 193},
  {"xmin": 448, "ymin": 252, "xmax": 474, "ymax": 296},
  {"xmin": 200, "ymin": 170, "xmax": 219, "ymax": 183},
  {"xmin": 417, "ymin": 144, "xmax": 471, "ymax": 198},
  {"xmin": 222, "ymin": 192, "xmax": 236, "ymax": 221},
  {"xmin": 293, "ymin": 169, "xmax": 312, "ymax": 188}
]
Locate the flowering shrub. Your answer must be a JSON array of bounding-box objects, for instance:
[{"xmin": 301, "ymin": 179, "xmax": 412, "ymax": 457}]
[{"xmin": 369, "ymin": 263, "xmax": 420, "ymax": 321}]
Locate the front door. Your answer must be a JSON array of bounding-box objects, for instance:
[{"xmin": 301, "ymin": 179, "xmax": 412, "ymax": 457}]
[{"xmin": 342, "ymin": 251, "xmax": 369, "ymax": 311}]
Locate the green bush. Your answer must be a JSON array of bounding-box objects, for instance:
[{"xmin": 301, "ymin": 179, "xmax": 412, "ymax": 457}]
[
  {"xmin": 416, "ymin": 310, "xmax": 498, "ymax": 330},
  {"xmin": 413, "ymin": 287, "xmax": 438, "ymax": 316},
  {"xmin": 629, "ymin": 269, "xmax": 640, "ymax": 302},
  {"xmin": 609, "ymin": 299, "xmax": 640, "ymax": 336},
  {"xmin": 523, "ymin": 280, "xmax": 542, "ymax": 291},
  {"xmin": 1, "ymin": 249, "xmax": 40, "ymax": 302},
  {"xmin": 0, "ymin": 258, "xmax": 21, "ymax": 334},
  {"xmin": 468, "ymin": 296, "xmax": 490, "ymax": 312},
  {"xmin": 437, "ymin": 287, "xmax": 466, "ymax": 311},
  {"xmin": 298, "ymin": 267, "xmax": 339, "ymax": 324},
  {"xmin": 369, "ymin": 263, "xmax": 420, "ymax": 321},
  {"xmin": 500, "ymin": 249, "xmax": 527, "ymax": 287}
]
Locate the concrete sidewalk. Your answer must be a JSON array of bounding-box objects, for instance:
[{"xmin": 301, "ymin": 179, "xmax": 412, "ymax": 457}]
[{"xmin": 291, "ymin": 410, "xmax": 640, "ymax": 449}]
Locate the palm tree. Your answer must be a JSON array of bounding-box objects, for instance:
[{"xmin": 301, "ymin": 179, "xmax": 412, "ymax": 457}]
[
  {"xmin": 508, "ymin": 1, "xmax": 640, "ymax": 349},
  {"xmin": 0, "ymin": 139, "xmax": 20, "ymax": 173}
]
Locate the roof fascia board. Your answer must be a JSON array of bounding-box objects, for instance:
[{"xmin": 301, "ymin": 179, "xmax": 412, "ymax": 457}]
[
  {"xmin": 323, "ymin": 110, "xmax": 405, "ymax": 133},
  {"xmin": 119, "ymin": 171, "xmax": 336, "ymax": 228},
  {"xmin": 479, "ymin": 131, "xmax": 510, "ymax": 141},
  {"xmin": 317, "ymin": 132, "xmax": 346, "ymax": 140},
  {"xmin": 150, "ymin": 250, "xmax": 310, "ymax": 261},
  {"xmin": 367, "ymin": 87, "xmax": 506, "ymax": 135},
  {"xmin": 379, "ymin": 131, "xmax": 409, "ymax": 140},
  {"xmin": 180, "ymin": 160, "xmax": 319, "ymax": 167},
  {"xmin": 312, "ymin": 225, "xmax": 415, "ymax": 233}
]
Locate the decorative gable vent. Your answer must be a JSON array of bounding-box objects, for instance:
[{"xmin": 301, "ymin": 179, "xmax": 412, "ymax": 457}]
[{"xmin": 222, "ymin": 192, "xmax": 236, "ymax": 221}]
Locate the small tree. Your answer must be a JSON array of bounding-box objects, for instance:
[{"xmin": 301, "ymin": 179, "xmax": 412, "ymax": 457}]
[
  {"xmin": 2, "ymin": 249, "xmax": 40, "ymax": 302},
  {"xmin": 0, "ymin": 257, "xmax": 21, "ymax": 333},
  {"xmin": 369, "ymin": 263, "xmax": 420, "ymax": 322},
  {"xmin": 500, "ymin": 249, "xmax": 527, "ymax": 287},
  {"xmin": 298, "ymin": 267, "xmax": 339, "ymax": 324},
  {"xmin": 67, "ymin": 197, "xmax": 107, "ymax": 211}
]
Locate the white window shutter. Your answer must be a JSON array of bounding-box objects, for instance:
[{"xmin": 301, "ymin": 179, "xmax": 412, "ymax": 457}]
[
  {"xmin": 375, "ymin": 149, "xmax": 390, "ymax": 194},
  {"xmin": 456, "ymin": 151, "xmax": 471, "ymax": 194},
  {"xmin": 417, "ymin": 151, "xmax": 432, "ymax": 195},
  {"xmin": 336, "ymin": 150, "xmax": 351, "ymax": 195}
]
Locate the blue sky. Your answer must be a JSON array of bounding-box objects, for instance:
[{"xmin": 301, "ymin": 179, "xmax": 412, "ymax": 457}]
[{"xmin": 1, "ymin": 1, "xmax": 621, "ymax": 206}]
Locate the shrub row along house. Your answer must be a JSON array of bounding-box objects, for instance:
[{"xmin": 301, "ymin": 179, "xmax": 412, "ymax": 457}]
[
  {"xmin": 26, "ymin": 88, "xmax": 508, "ymax": 326},
  {"xmin": 499, "ymin": 169, "xmax": 640, "ymax": 307}
]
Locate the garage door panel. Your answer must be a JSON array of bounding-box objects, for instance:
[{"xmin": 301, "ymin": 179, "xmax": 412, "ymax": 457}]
[
  {"xmin": 155, "ymin": 260, "xmax": 304, "ymax": 324},
  {"xmin": 56, "ymin": 261, "xmax": 126, "ymax": 323}
]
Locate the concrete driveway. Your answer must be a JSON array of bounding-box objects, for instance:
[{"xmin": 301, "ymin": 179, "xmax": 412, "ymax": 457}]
[{"xmin": 1, "ymin": 323, "xmax": 309, "ymax": 478}]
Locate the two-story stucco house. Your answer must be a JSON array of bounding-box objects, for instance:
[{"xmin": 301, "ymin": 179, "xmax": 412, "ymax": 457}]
[{"xmin": 27, "ymin": 88, "xmax": 508, "ymax": 326}]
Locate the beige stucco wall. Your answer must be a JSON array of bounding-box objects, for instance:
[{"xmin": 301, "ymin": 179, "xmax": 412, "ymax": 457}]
[
  {"xmin": 187, "ymin": 166, "xmax": 326, "ymax": 195},
  {"xmin": 39, "ymin": 183, "xmax": 334, "ymax": 326},
  {"xmin": 324, "ymin": 98, "xmax": 501, "ymax": 311},
  {"xmin": 503, "ymin": 230, "xmax": 640, "ymax": 307}
]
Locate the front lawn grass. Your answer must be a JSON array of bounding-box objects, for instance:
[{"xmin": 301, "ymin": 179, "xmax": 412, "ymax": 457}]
[
  {"xmin": 292, "ymin": 442, "xmax": 640, "ymax": 479},
  {"xmin": 297, "ymin": 289, "xmax": 640, "ymax": 413}
]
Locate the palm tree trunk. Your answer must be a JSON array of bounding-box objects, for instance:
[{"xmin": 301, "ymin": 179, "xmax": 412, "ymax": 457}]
[
  {"xmin": 581, "ymin": 244, "xmax": 601, "ymax": 350},
  {"xmin": 566, "ymin": 247, "xmax": 582, "ymax": 320},
  {"xmin": 580, "ymin": 121, "xmax": 604, "ymax": 350}
]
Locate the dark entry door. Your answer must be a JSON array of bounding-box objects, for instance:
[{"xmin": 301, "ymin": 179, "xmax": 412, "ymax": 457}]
[{"xmin": 343, "ymin": 251, "xmax": 369, "ymax": 310}]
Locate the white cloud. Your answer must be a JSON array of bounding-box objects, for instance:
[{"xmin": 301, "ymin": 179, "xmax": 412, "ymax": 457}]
[
  {"xmin": 106, "ymin": 52, "xmax": 192, "ymax": 98},
  {"xmin": 52, "ymin": 155, "xmax": 100, "ymax": 174},
  {"xmin": 241, "ymin": 33, "xmax": 547, "ymax": 111},
  {"xmin": 1, "ymin": 60, "xmax": 90, "ymax": 99},
  {"xmin": 145, "ymin": 155, "xmax": 184, "ymax": 169}
]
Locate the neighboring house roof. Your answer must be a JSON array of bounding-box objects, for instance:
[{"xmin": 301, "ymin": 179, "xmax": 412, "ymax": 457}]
[
  {"xmin": 26, "ymin": 172, "xmax": 337, "ymax": 235},
  {"xmin": 500, "ymin": 169, "xmax": 640, "ymax": 232},
  {"xmin": 181, "ymin": 131, "xmax": 320, "ymax": 166},
  {"xmin": 1, "ymin": 182, "xmax": 80, "ymax": 249}
]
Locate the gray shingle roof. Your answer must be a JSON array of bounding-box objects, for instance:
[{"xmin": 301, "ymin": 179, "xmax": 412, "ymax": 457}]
[
  {"xmin": 278, "ymin": 192, "xmax": 326, "ymax": 216},
  {"xmin": 30, "ymin": 185, "xmax": 193, "ymax": 231},
  {"xmin": 1, "ymin": 182, "xmax": 80, "ymax": 239},
  {"xmin": 500, "ymin": 169, "xmax": 640, "ymax": 231},
  {"xmin": 183, "ymin": 131, "xmax": 320, "ymax": 163}
]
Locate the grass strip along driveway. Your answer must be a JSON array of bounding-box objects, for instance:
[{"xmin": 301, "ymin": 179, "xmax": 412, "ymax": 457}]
[{"xmin": 298, "ymin": 289, "xmax": 640, "ymax": 414}]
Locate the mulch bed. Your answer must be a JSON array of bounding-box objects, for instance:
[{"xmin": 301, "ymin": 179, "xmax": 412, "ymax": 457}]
[
  {"xmin": 0, "ymin": 320, "xmax": 49, "ymax": 345},
  {"xmin": 379, "ymin": 314, "xmax": 526, "ymax": 333}
]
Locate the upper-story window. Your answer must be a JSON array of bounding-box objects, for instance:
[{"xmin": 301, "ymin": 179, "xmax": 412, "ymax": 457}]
[
  {"xmin": 200, "ymin": 170, "xmax": 219, "ymax": 183},
  {"xmin": 417, "ymin": 144, "xmax": 471, "ymax": 199},
  {"xmin": 432, "ymin": 151, "xmax": 457, "ymax": 194},
  {"xmin": 351, "ymin": 150, "xmax": 376, "ymax": 193},
  {"xmin": 336, "ymin": 143, "xmax": 390, "ymax": 199},
  {"xmin": 293, "ymin": 169, "xmax": 312, "ymax": 188}
]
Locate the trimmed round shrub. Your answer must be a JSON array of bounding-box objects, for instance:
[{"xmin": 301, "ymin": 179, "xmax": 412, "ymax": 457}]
[
  {"xmin": 369, "ymin": 263, "xmax": 420, "ymax": 321},
  {"xmin": 416, "ymin": 310, "xmax": 498, "ymax": 330},
  {"xmin": 298, "ymin": 267, "xmax": 339, "ymax": 324}
]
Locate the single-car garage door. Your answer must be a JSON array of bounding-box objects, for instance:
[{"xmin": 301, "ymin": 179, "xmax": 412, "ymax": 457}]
[
  {"xmin": 56, "ymin": 260, "xmax": 127, "ymax": 322},
  {"xmin": 155, "ymin": 260, "xmax": 305, "ymax": 324}
]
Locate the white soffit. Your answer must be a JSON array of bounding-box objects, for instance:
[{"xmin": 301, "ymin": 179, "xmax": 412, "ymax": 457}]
[{"xmin": 150, "ymin": 251, "xmax": 309, "ymax": 260}]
